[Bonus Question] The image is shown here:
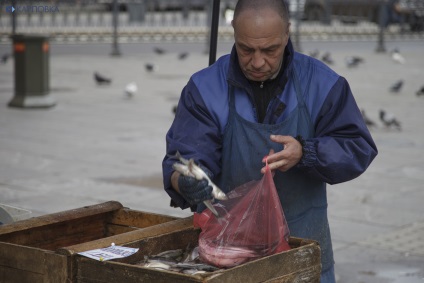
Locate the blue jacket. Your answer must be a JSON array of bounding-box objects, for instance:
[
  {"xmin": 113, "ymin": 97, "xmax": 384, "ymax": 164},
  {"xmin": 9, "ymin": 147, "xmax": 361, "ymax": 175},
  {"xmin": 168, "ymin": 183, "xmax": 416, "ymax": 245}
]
[{"xmin": 163, "ymin": 39, "xmax": 378, "ymax": 210}]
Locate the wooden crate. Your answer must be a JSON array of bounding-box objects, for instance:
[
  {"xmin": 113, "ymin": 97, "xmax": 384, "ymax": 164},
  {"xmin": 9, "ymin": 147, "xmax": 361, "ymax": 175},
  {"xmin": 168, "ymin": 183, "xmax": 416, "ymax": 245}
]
[
  {"xmin": 0, "ymin": 201, "xmax": 193, "ymax": 283},
  {"xmin": 76, "ymin": 228, "xmax": 322, "ymax": 283}
]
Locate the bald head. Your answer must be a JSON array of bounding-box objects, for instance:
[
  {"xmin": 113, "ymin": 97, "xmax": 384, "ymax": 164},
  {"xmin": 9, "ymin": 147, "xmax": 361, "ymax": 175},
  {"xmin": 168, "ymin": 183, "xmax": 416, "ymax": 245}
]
[{"xmin": 233, "ymin": 0, "xmax": 289, "ymax": 26}]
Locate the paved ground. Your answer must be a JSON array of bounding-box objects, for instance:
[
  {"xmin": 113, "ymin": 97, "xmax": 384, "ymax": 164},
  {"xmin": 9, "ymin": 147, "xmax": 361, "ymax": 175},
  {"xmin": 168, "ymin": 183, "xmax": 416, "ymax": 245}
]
[{"xmin": 0, "ymin": 39, "xmax": 423, "ymax": 282}]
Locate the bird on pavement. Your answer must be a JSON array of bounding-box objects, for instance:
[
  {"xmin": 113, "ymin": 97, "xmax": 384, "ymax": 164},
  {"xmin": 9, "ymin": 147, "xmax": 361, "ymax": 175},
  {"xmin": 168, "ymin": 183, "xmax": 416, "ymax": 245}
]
[
  {"xmin": 1, "ymin": 53, "xmax": 11, "ymax": 64},
  {"xmin": 178, "ymin": 52, "xmax": 189, "ymax": 60},
  {"xmin": 416, "ymin": 86, "xmax": 424, "ymax": 97},
  {"xmin": 345, "ymin": 56, "xmax": 364, "ymax": 68},
  {"xmin": 361, "ymin": 109, "xmax": 377, "ymax": 129},
  {"xmin": 391, "ymin": 48, "xmax": 405, "ymax": 64},
  {"xmin": 379, "ymin": 109, "xmax": 401, "ymax": 131},
  {"xmin": 153, "ymin": 47, "xmax": 166, "ymax": 55},
  {"xmin": 172, "ymin": 105, "xmax": 177, "ymax": 114},
  {"xmin": 321, "ymin": 52, "xmax": 334, "ymax": 65},
  {"xmin": 124, "ymin": 82, "xmax": 138, "ymax": 98},
  {"xmin": 94, "ymin": 72, "xmax": 111, "ymax": 85},
  {"xmin": 309, "ymin": 49, "xmax": 319, "ymax": 59},
  {"xmin": 145, "ymin": 63, "xmax": 155, "ymax": 73},
  {"xmin": 389, "ymin": 80, "xmax": 404, "ymax": 93}
]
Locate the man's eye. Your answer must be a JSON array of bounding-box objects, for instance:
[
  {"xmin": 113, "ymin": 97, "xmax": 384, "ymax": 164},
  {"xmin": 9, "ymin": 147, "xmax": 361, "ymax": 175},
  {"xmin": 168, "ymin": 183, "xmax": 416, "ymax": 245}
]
[{"xmin": 264, "ymin": 49, "xmax": 276, "ymax": 55}]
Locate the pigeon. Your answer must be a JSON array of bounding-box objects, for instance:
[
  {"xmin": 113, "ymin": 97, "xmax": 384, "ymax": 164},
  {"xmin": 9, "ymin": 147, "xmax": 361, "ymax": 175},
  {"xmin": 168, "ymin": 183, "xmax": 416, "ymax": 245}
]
[
  {"xmin": 389, "ymin": 80, "xmax": 404, "ymax": 93},
  {"xmin": 178, "ymin": 52, "xmax": 189, "ymax": 60},
  {"xmin": 309, "ymin": 49, "xmax": 319, "ymax": 58},
  {"xmin": 145, "ymin": 63, "xmax": 155, "ymax": 73},
  {"xmin": 172, "ymin": 105, "xmax": 177, "ymax": 114},
  {"xmin": 391, "ymin": 49, "xmax": 405, "ymax": 64},
  {"xmin": 416, "ymin": 86, "xmax": 424, "ymax": 96},
  {"xmin": 124, "ymin": 82, "xmax": 138, "ymax": 97},
  {"xmin": 379, "ymin": 109, "xmax": 401, "ymax": 130},
  {"xmin": 94, "ymin": 72, "xmax": 111, "ymax": 85},
  {"xmin": 153, "ymin": 47, "xmax": 166, "ymax": 55},
  {"xmin": 345, "ymin": 56, "xmax": 364, "ymax": 68},
  {"xmin": 321, "ymin": 52, "xmax": 334, "ymax": 65},
  {"xmin": 1, "ymin": 53, "xmax": 11, "ymax": 64},
  {"xmin": 361, "ymin": 109, "xmax": 377, "ymax": 129}
]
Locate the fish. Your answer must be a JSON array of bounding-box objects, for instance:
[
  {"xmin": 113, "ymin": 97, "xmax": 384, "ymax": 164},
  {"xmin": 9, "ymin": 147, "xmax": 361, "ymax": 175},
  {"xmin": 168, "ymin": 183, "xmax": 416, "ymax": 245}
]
[
  {"xmin": 182, "ymin": 269, "xmax": 207, "ymax": 275},
  {"xmin": 143, "ymin": 260, "xmax": 172, "ymax": 270},
  {"xmin": 174, "ymin": 152, "xmax": 227, "ymax": 201},
  {"xmin": 183, "ymin": 246, "xmax": 199, "ymax": 263},
  {"xmin": 176, "ymin": 262, "xmax": 220, "ymax": 272},
  {"xmin": 138, "ymin": 247, "xmax": 224, "ymax": 275},
  {"xmin": 172, "ymin": 163, "xmax": 219, "ymax": 216},
  {"xmin": 156, "ymin": 249, "xmax": 184, "ymax": 259},
  {"xmin": 172, "ymin": 163, "xmax": 195, "ymax": 178},
  {"xmin": 199, "ymin": 240, "xmax": 259, "ymax": 268},
  {"xmin": 172, "ymin": 151, "xmax": 228, "ymax": 217}
]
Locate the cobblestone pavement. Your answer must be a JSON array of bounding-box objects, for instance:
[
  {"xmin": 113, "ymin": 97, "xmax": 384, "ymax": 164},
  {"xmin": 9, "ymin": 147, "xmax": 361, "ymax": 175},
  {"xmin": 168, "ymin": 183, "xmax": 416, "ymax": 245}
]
[{"xmin": 0, "ymin": 40, "xmax": 423, "ymax": 282}]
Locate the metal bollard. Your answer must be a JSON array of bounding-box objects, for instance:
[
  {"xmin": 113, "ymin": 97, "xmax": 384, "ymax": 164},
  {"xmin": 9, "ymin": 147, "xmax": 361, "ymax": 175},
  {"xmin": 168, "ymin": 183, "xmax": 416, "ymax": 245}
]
[
  {"xmin": 8, "ymin": 34, "xmax": 56, "ymax": 108},
  {"xmin": 293, "ymin": 0, "xmax": 302, "ymax": 52},
  {"xmin": 375, "ymin": 1, "xmax": 387, "ymax": 53},
  {"xmin": 110, "ymin": 0, "xmax": 122, "ymax": 56}
]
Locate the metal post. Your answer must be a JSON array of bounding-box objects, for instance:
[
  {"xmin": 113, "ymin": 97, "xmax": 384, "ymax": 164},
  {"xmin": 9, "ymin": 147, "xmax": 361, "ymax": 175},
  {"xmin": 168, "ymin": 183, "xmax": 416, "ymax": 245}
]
[
  {"xmin": 293, "ymin": 0, "xmax": 301, "ymax": 52},
  {"xmin": 324, "ymin": 0, "xmax": 332, "ymax": 25},
  {"xmin": 208, "ymin": 0, "xmax": 220, "ymax": 66},
  {"xmin": 111, "ymin": 0, "xmax": 121, "ymax": 56},
  {"xmin": 11, "ymin": 0, "xmax": 17, "ymax": 35},
  {"xmin": 376, "ymin": 1, "xmax": 386, "ymax": 53}
]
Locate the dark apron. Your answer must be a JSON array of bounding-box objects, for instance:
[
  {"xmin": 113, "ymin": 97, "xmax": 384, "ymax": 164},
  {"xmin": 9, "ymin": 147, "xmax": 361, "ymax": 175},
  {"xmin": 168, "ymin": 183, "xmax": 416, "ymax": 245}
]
[{"xmin": 214, "ymin": 68, "xmax": 334, "ymax": 275}]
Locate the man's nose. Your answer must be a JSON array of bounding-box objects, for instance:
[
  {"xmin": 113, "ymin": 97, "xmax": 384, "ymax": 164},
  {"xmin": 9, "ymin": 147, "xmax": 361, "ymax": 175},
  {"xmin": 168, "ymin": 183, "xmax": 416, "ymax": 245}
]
[{"xmin": 251, "ymin": 51, "xmax": 265, "ymax": 69}]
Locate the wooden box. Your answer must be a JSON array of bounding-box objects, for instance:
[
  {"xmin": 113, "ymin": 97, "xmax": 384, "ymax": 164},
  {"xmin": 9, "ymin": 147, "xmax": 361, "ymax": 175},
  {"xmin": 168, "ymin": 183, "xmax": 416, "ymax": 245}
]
[
  {"xmin": 0, "ymin": 201, "xmax": 193, "ymax": 283},
  {"xmin": 75, "ymin": 227, "xmax": 322, "ymax": 283}
]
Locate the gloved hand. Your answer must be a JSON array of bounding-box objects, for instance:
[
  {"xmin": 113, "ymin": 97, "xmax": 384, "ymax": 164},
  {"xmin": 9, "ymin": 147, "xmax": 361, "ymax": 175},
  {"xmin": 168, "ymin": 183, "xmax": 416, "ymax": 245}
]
[{"xmin": 178, "ymin": 166, "xmax": 213, "ymax": 205}]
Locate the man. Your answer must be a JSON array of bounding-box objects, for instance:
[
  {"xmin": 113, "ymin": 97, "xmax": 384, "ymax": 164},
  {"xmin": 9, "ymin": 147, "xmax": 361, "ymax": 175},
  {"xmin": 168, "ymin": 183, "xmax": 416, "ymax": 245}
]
[{"xmin": 162, "ymin": 0, "xmax": 378, "ymax": 281}]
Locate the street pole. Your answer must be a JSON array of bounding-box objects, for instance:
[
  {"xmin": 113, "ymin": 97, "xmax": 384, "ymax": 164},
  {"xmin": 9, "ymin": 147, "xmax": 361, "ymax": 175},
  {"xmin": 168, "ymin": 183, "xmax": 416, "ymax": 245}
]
[
  {"xmin": 376, "ymin": 1, "xmax": 387, "ymax": 53},
  {"xmin": 293, "ymin": 0, "xmax": 301, "ymax": 52},
  {"xmin": 111, "ymin": 0, "xmax": 121, "ymax": 56},
  {"xmin": 11, "ymin": 0, "xmax": 17, "ymax": 35},
  {"xmin": 208, "ymin": 0, "xmax": 220, "ymax": 66}
]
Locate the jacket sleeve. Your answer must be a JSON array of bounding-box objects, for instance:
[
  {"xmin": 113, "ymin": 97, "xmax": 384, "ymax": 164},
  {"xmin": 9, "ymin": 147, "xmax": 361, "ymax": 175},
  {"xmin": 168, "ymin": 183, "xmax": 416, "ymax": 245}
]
[
  {"xmin": 296, "ymin": 76, "xmax": 378, "ymax": 184},
  {"xmin": 162, "ymin": 79, "xmax": 222, "ymax": 210}
]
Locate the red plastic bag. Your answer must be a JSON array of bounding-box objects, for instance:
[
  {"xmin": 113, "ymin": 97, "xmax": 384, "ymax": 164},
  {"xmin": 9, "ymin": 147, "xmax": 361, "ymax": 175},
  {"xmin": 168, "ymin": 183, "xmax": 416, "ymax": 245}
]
[{"xmin": 196, "ymin": 161, "xmax": 290, "ymax": 268}]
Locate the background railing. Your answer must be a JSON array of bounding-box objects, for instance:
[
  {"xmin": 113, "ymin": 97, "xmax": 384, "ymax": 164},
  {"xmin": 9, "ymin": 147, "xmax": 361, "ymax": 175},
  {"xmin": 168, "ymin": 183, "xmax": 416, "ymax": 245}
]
[{"xmin": 0, "ymin": 0, "xmax": 423, "ymax": 44}]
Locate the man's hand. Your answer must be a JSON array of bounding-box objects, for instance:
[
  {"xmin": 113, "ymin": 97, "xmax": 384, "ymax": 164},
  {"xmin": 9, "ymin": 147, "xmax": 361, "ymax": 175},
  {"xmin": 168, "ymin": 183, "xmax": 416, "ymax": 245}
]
[
  {"xmin": 261, "ymin": 135, "xmax": 303, "ymax": 173},
  {"xmin": 171, "ymin": 165, "xmax": 214, "ymax": 206},
  {"xmin": 178, "ymin": 175, "xmax": 213, "ymax": 205}
]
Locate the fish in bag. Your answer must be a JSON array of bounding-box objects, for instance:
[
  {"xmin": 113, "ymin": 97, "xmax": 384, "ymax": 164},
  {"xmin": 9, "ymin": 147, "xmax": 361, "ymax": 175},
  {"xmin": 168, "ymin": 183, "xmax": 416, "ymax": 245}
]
[{"xmin": 196, "ymin": 161, "xmax": 291, "ymax": 268}]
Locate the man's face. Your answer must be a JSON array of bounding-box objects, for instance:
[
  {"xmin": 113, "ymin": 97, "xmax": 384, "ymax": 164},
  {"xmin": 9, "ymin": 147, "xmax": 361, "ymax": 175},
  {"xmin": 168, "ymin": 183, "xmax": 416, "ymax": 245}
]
[{"xmin": 232, "ymin": 8, "xmax": 290, "ymax": 82}]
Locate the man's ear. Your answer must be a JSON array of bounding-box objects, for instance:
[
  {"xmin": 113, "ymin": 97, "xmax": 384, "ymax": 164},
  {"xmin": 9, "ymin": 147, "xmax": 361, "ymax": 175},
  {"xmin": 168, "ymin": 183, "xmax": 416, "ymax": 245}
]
[{"xmin": 286, "ymin": 22, "xmax": 291, "ymax": 36}]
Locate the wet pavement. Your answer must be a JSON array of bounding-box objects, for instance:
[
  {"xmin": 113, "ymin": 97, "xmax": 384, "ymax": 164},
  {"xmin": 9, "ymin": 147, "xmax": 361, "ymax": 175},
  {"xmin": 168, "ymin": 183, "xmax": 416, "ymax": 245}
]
[{"xmin": 0, "ymin": 39, "xmax": 424, "ymax": 282}]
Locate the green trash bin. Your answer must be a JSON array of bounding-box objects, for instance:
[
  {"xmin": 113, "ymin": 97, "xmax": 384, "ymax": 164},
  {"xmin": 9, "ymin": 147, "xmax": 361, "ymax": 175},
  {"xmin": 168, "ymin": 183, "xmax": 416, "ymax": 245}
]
[{"xmin": 8, "ymin": 34, "xmax": 56, "ymax": 108}]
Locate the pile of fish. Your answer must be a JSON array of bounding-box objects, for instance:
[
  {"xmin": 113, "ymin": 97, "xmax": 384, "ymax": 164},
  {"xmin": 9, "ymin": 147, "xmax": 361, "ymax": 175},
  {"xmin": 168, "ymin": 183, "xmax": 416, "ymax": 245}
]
[{"xmin": 136, "ymin": 247, "xmax": 222, "ymax": 275}]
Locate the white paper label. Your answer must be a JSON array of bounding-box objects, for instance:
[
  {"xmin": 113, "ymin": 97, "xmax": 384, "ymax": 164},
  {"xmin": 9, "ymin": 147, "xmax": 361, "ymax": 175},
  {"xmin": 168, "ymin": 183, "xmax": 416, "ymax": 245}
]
[{"xmin": 78, "ymin": 245, "xmax": 139, "ymax": 261}]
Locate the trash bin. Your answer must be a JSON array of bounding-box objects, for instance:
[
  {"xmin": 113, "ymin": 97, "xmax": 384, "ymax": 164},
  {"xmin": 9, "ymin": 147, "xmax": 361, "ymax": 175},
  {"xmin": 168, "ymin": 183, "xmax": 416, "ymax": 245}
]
[{"xmin": 8, "ymin": 34, "xmax": 56, "ymax": 108}]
